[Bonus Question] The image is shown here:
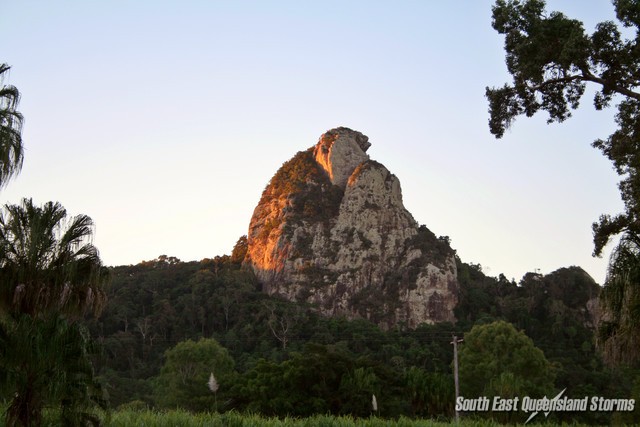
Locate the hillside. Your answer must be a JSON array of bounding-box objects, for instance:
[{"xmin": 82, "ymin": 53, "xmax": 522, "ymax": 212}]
[{"xmin": 82, "ymin": 252, "xmax": 634, "ymax": 423}]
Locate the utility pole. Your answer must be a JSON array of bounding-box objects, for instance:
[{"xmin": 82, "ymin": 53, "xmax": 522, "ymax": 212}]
[{"xmin": 451, "ymin": 335, "xmax": 464, "ymax": 423}]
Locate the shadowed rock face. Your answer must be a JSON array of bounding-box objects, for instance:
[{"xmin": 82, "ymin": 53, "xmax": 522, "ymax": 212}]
[{"xmin": 244, "ymin": 127, "xmax": 458, "ymax": 328}]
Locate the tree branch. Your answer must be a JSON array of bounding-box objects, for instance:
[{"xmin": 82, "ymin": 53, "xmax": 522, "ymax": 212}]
[
  {"xmin": 525, "ymin": 72, "xmax": 640, "ymax": 102},
  {"xmin": 527, "ymin": 74, "xmax": 585, "ymax": 91},
  {"xmin": 581, "ymin": 71, "xmax": 640, "ymax": 102}
]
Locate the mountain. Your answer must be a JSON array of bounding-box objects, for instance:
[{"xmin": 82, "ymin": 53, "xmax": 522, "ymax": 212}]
[{"xmin": 244, "ymin": 127, "xmax": 458, "ymax": 328}]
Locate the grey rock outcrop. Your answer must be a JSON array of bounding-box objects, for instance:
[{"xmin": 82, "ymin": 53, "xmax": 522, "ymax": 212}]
[
  {"xmin": 244, "ymin": 127, "xmax": 458, "ymax": 328},
  {"xmin": 313, "ymin": 127, "xmax": 371, "ymax": 188}
]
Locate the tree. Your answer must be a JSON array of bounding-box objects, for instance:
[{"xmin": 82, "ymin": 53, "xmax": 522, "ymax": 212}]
[
  {"xmin": 230, "ymin": 235, "xmax": 248, "ymax": 265},
  {"xmin": 0, "ymin": 64, "xmax": 23, "ymax": 189},
  {"xmin": 0, "ymin": 198, "xmax": 109, "ymax": 426},
  {"xmin": 0, "ymin": 316, "xmax": 108, "ymax": 426},
  {"xmin": 264, "ymin": 301, "xmax": 301, "ymax": 350},
  {"xmin": 486, "ymin": 0, "xmax": 640, "ymax": 255},
  {"xmin": 458, "ymin": 321, "xmax": 555, "ymax": 400},
  {"xmin": 597, "ymin": 230, "xmax": 640, "ymax": 366},
  {"xmin": 236, "ymin": 343, "xmax": 349, "ymax": 417},
  {"xmin": 153, "ymin": 338, "xmax": 235, "ymax": 412},
  {"xmin": 338, "ymin": 366, "xmax": 380, "ymax": 416},
  {"xmin": 232, "ymin": 343, "xmax": 410, "ymax": 418},
  {"xmin": 0, "ymin": 198, "xmax": 107, "ymax": 319},
  {"xmin": 405, "ymin": 367, "xmax": 453, "ymax": 417}
]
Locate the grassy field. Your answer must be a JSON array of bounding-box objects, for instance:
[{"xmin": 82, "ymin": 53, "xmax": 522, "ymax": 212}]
[
  {"xmin": 102, "ymin": 410, "xmax": 499, "ymax": 427},
  {"xmin": 5, "ymin": 407, "xmax": 603, "ymax": 426}
]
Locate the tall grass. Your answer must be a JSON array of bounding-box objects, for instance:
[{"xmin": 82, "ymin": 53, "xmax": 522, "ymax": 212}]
[
  {"xmin": 2, "ymin": 407, "xmax": 597, "ymax": 426},
  {"xmin": 103, "ymin": 410, "xmax": 502, "ymax": 427}
]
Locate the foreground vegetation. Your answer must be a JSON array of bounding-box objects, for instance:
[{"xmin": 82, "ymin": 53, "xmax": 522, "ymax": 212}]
[
  {"xmin": 75, "ymin": 253, "xmax": 639, "ymax": 424},
  {"xmin": 105, "ymin": 411, "xmax": 501, "ymax": 427},
  {"xmin": 27, "ymin": 408, "xmax": 621, "ymax": 427},
  {"xmin": 25, "ymin": 409, "xmax": 504, "ymax": 427}
]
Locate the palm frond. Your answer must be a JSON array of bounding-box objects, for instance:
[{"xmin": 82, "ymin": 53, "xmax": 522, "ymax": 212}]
[
  {"xmin": 0, "ymin": 198, "xmax": 108, "ymax": 318},
  {"xmin": 0, "ymin": 63, "xmax": 23, "ymax": 188},
  {"xmin": 1, "ymin": 315, "xmax": 109, "ymax": 426}
]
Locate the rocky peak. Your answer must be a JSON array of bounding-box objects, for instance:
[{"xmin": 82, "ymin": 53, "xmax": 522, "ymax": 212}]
[
  {"xmin": 313, "ymin": 127, "xmax": 371, "ymax": 189},
  {"xmin": 244, "ymin": 128, "xmax": 458, "ymax": 329}
]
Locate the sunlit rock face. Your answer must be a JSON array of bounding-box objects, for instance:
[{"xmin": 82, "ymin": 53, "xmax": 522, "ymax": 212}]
[
  {"xmin": 313, "ymin": 127, "xmax": 371, "ymax": 188},
  {"xmin": 244, "ymin": 127, "xmax": 458, "ymax": 328}
]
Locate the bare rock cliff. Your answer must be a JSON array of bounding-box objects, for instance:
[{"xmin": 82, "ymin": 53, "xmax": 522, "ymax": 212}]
[{"xmin": 244, "ymin": 127, "xmax": 458, "ymax": 328}]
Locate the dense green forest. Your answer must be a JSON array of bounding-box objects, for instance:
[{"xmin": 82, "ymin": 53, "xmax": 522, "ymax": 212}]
[{"xmin": 78, "ymin": 242, "xmax": 639, "ymax": 424}]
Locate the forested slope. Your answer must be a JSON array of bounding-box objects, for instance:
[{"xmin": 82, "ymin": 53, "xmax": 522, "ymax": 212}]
[{"xmin": 85, "ymin": 245, "xmax": 638, "ymax": 423}]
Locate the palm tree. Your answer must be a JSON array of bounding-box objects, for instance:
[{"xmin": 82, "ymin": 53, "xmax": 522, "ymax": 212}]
[
  {"xmin": 0, "ymin": 198, "xmax": 107, "ymax": 319},
  {"xmin": 597, "ymin": 231, "xmax": 640, "ymax": 367},
  {"xmin": 0, "ymin": 315, "xmax": 108, "ymax": 426},
  {"xmin": 0, "ymin": 63, "xmax": 24, "ymax": 188},
  {"xmin": 0, "ymin": 198, "xmax": 108, "ymax": 426}
]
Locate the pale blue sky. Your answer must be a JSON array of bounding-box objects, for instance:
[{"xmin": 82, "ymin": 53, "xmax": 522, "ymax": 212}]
[{"xmin": 0, "ymin": 1, "xmax": 626, "ymax": 283}]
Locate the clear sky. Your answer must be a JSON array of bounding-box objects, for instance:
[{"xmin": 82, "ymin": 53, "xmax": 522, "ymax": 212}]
[{"xmin": 0, "ymin": 1, "xmax": 627, "ymax": 284}]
